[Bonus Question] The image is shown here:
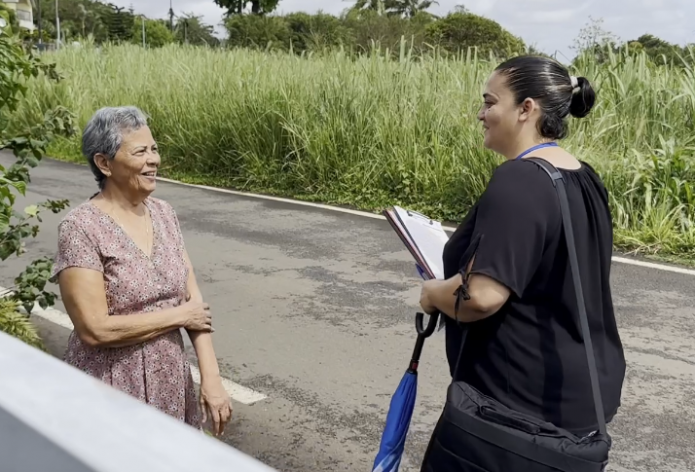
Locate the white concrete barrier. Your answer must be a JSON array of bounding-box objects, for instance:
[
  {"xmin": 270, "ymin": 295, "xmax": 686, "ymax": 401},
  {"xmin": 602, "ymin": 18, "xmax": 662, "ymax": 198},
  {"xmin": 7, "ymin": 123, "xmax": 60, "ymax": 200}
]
[{"xmin": 0, "ymin": 331, "xmax": 277, "ymax": 472}]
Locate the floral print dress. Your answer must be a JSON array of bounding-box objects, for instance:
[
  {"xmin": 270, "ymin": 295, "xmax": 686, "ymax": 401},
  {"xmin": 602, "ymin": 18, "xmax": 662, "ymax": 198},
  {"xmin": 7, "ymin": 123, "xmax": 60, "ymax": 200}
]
[{"xmin": 51, "ymin": 197, "xmax": 201, "ymax": 428}]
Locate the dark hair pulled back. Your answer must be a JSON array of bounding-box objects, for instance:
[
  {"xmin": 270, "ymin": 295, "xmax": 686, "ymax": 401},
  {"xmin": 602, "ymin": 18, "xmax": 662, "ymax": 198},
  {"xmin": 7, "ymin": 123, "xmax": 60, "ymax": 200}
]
[{"xmin": 494, "ymin": 55, "xmax": 596, "ymax": 140}]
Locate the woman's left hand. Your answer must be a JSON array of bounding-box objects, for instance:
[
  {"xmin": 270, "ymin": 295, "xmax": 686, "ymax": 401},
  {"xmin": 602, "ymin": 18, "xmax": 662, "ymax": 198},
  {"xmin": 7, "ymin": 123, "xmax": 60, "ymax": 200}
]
[
  {"xmin": 419, "ymin": 280, "xmax": 440, "ymax": 315},
  {"xmin": 200, "ymin": 377, "xmax": 233, "ymax": 437}
]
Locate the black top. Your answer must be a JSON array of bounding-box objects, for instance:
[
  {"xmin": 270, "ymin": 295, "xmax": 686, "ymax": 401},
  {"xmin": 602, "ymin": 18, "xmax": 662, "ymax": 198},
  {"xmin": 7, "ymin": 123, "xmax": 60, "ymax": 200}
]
[{"xmin": 442, "ymin": 158, "xmax": 626, "ymax": 436}]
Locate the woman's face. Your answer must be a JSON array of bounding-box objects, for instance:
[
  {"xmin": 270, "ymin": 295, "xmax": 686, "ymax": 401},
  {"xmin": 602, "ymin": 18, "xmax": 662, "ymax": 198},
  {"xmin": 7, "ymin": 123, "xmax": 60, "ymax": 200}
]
[
  {"xmin": 99, "ymin": 126, "xmax": 160, "ymax": 197},
  {"xmin": 477, "ymin": 71, "xmax": 526, "ymax": 156}
]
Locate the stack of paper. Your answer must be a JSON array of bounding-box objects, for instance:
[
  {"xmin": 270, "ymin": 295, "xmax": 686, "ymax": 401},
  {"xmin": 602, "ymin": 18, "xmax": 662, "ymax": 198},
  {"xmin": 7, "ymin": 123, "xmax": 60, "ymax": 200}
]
[{"xmin": 383, "ymin": 206, "xmax": 450, "ymax": 280}]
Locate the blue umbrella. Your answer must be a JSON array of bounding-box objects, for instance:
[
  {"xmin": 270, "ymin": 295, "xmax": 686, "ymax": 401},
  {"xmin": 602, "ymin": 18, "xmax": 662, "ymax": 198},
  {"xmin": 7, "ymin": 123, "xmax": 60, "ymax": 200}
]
[{"xmin": 372, "ymin": 310, "xmax": 440, "ymax": 472}]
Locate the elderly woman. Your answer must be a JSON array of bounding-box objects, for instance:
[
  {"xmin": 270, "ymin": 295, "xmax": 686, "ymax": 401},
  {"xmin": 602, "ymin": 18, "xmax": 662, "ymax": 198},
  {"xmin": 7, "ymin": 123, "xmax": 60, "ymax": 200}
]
[{"xmin": 51, "ymin": 106, "xmax": 232, "ymax": 436}]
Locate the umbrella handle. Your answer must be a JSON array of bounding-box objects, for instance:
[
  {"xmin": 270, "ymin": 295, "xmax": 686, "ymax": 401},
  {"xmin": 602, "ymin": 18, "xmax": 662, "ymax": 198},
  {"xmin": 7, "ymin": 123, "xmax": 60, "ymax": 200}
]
[
  {"xmin": 408, "ymin": 312, "xmax": 439, "ymax": 373},
  {"xmin": 415, "ymin": 311, "xmax": 439, "ymax": 337}
]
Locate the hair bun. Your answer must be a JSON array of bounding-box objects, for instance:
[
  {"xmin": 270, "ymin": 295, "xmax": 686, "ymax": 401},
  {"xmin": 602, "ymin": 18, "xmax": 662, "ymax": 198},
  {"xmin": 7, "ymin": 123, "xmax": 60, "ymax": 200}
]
[{"xmin": 569, "ymin": 76, "xmax": 596, "ymax": 119}]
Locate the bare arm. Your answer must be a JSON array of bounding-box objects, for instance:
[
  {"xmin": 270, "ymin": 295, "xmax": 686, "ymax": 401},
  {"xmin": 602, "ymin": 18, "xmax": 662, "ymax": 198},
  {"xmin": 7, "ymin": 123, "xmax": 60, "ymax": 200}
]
[
  {"xmin": 183, "ymin": 249, "xmax": 221, "ymax": 381},
  {"xmin": 58, "ymin": 267, "xmax": 191, "ymax": 348},
  {"xmin": 422, "ymin": 256, "xmax": 511, "ymax": 323}
]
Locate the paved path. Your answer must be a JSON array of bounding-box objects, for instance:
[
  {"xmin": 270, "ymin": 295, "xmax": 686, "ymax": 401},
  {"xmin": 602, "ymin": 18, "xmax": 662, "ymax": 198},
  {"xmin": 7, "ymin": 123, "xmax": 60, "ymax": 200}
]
[{"xmin": 1, "ymin": 154, "xmax": 694, "ymax": 472}]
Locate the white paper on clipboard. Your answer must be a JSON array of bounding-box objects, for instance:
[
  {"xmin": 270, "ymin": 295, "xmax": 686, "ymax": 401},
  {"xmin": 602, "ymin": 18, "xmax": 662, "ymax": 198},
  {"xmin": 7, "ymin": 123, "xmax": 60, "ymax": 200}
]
[{"xmin": 392, "ymin": 206, "xmax": 449, "ymax": 280}]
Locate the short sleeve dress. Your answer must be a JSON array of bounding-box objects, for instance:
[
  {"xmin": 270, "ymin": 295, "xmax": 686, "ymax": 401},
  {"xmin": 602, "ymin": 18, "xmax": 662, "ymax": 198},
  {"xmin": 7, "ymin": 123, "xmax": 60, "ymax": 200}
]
[
  {"xmin": 442, "ymin": 159, "xmax": 626, "ymax": 436},
  {"xmin": 51, "ymin": 197, "xmax": 201, "ymax": 428}
]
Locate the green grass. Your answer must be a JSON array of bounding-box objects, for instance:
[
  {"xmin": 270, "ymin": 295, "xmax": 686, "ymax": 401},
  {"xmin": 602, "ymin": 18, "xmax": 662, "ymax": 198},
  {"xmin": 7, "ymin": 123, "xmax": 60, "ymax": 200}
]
[{"xmin": 14, "ymin": 42, "xmax": 695, "ymax": 261}]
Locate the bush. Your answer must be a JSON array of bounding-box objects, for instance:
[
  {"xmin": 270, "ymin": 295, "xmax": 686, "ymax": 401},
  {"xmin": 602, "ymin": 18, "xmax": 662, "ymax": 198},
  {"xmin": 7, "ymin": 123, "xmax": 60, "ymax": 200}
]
[
  {"xmin": 223, "ymin": 10, "xmax": 523, "ymax": 59},
  {"xmin": 425, "ymin": 13, "xmax": 525, "ymax": 57},
  {"xmin": 0, "ymin": 298, "xmax": 46, "ymax": 351},
  {"xmin": 284, "ymin": 12, "xmax": 351, "ymax": 54},
  {"xmin": 0, "ymin": 6, "xmax": 74, "ymax": 347},
  {"xmin": 225, "ymin": 14, "xmax": 291, "ymax": 51}
]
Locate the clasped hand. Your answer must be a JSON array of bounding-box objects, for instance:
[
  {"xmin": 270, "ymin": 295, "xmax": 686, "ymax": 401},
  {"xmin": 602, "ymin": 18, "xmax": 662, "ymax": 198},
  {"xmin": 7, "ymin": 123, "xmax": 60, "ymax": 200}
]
[
  {"xmin": 419, "ymin": 279, "xmax": 441, "ymax": 315},
  {"xmin": 180, "ymin": 297, "xmax": 213, "ymax": 332}
]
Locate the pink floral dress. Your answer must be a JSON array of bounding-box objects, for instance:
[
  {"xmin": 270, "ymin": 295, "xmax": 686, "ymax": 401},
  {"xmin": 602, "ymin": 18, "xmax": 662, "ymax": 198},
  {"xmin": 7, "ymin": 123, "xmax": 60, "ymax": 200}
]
[{"xmin": 51, "ymin": 197, "xmax": 201, "ymax": 428}]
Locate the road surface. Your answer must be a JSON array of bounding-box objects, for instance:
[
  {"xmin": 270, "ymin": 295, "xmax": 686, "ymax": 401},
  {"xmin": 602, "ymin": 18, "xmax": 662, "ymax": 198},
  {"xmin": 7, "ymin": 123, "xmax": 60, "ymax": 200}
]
[{"xmin": 1, "ymin": 154, "xmax": 693, "ymax": 472}]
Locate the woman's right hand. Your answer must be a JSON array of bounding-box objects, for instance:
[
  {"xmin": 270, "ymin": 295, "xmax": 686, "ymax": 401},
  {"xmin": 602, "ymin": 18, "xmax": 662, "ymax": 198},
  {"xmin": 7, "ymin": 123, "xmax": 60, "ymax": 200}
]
[{"xmin": 179, "ymin": 300, "xmax": 213, "ymax": 332}]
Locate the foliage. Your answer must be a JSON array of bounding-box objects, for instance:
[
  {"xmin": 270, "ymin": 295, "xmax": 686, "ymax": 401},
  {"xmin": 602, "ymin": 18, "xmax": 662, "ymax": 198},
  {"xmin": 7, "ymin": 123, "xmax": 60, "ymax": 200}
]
[
  {"xmin": 14, "ymin": 41, "xmax": 695, "ymax": 261},
  {"xmin": 105, "ymin": 4, "xmax": 134, "ymax": 42},
  {"xmin": 0, "ymin": 298, "xmax": 46, "ymax": 351},
  {"xmin": 340, "ymin": 8, "xmax": 434, "ymax": 56},
  {"xmin": 388, "ymin": 0, "xmax": 439, "ymax": 18},
  {"xmin": 572, "ymin": 17, "xmax": 694, "ymax": 68},
  {"xmin": 131, "ymin": 17, "xmax": 174, "ymax": 48},
  {"xmin": 226, "ymin": 13, "xmax": 289, "ymax": 50},
  {"xmin": 34, "ymin": 0, "xmax": 123, "ymax": 44},
  {"xmin": 224, "ymin": 8, "xmax": 524, "ymax": 58},
  {"xmin": 214, "ymin": 0, "xmax": 281, "ymax": 16},
  {"xmin": 353, "ymin": 0, "xmax": 390, "ymax": 15},
  {"xmin": 629, "ymin": 34, "xmax": 692, "ymax": 66},
  {"xmin": 283, "ymin": 12, "xmax": 350, "ymax": 54},
  {"xmin": 30, "ymin": 0, "xmax": 218, "ymax": 47},
  {"xmin": 352, "ymin": 0, "xmax": 438, "ymax": 18},
  {"xmin": 425, "ymin": 12, "xmax": 525, "ymax": 58},
  {"xmin": 0, "ymin": 20, "xmax": 75, "ymax": 314},
  {"xmin": 0, "ymin": 3, "xmax": 19, "ymax": 32},
  {"xmin": 174, "ymin": 13, "xmax": 219, "ymax": 47}
]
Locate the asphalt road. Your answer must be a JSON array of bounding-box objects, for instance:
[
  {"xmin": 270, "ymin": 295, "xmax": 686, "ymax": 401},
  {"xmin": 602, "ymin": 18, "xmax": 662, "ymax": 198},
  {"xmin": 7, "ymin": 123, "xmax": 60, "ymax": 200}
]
[{"xmin": 1, "ymin": 153, "xmax": 694, "ymax": 472}]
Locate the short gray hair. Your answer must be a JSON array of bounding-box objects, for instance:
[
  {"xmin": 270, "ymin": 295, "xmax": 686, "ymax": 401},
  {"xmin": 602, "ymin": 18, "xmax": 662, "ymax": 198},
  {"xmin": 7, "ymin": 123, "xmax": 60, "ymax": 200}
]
[{"xmin": 82, "ymin": 106, "xmax": 149, "ymax": 190}]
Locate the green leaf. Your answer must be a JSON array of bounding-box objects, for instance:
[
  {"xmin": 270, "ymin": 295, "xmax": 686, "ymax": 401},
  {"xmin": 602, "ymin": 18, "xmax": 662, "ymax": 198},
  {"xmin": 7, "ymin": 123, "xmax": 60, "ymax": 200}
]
[
  {"xmin": 0, "ymin": 213, "xmax": 9, "ymax": 232},
  {"xmin": 10, "ymin": 180, "xmax": 26, "ymax": 195}
]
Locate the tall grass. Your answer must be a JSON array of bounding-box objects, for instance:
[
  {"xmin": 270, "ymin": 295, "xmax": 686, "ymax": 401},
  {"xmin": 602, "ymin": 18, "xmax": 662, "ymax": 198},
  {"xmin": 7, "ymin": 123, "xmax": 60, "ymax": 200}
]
[{"xmin": 15, "ymin": 42, "xmax": 695, "ymax": 260}]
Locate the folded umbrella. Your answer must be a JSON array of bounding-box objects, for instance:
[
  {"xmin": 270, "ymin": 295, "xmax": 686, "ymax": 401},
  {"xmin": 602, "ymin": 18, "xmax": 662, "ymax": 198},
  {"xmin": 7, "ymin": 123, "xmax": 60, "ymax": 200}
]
[{"xmin": 372, "ymin": 311, "xmax": 440, "ymax": 472}]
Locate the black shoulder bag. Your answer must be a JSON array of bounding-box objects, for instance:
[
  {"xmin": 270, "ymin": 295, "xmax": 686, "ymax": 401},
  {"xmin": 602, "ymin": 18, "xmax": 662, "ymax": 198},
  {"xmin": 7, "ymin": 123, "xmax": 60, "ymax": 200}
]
[{"xmin": 420, "ymin": 158, "xmax": 611, "ymax": 472}]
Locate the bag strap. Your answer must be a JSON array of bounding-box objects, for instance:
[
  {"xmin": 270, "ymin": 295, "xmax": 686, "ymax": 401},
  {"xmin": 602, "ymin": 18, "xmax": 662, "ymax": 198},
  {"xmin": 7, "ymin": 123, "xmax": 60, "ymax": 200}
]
[
  {"xmin": 452, "ymin": 157, "xmax": 607, "ymax": 437},
  {"xmin": 526, "ymin": 157, "xmax": 607, "ymax": 436}
]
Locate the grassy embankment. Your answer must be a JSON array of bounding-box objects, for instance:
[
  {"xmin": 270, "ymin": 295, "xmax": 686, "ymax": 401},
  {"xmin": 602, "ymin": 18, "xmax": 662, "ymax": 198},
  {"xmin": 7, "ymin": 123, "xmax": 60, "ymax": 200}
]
[{"xmin": 14, "ymin": 43, "xmax": 695, "ymax": 263}]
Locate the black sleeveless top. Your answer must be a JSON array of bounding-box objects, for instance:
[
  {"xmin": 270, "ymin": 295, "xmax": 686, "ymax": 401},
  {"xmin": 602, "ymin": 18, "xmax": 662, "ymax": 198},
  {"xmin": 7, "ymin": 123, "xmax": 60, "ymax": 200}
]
[{"xmin": 442, "ymin": 158, "xmax": 626, "ymax": 436}]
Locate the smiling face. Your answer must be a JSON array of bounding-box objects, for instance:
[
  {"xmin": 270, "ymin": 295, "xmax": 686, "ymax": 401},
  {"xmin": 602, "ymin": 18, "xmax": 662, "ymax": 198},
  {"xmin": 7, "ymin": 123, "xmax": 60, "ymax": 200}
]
[
  {"xmin": 95, "ymin": 126, "xmax": 160, "ymax": 199},
  {"xmin": 477, "ymin": 71, "xmax": 540, "ymax": 159}
]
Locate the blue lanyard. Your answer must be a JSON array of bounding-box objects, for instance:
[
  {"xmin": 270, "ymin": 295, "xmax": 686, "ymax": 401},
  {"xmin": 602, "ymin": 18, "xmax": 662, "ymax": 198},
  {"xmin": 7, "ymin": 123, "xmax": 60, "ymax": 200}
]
[{"xmin": 515, "ymin": 142, "xmax": 558, "ymax": 160}]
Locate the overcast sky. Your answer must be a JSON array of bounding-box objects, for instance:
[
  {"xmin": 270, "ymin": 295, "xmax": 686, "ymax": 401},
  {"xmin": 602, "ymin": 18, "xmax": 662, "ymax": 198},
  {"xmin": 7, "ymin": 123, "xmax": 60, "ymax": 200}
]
[{"xmin": 111, "ymin": 0, "xmax": 692, "ymax": 61}]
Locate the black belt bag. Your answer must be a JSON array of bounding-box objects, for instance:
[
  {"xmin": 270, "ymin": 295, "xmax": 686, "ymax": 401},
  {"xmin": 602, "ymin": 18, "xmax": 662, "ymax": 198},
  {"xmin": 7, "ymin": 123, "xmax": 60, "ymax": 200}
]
[{"xmin": 420, "ymin": 158, "xmax": 611, "ymax": 472}]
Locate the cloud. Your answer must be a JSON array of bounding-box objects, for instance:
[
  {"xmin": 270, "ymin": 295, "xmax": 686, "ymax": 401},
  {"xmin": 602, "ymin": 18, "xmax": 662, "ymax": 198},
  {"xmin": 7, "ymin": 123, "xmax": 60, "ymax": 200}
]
[{"xmin": 519, "ymin": 7, "xmax": 586, "ymax": 24}]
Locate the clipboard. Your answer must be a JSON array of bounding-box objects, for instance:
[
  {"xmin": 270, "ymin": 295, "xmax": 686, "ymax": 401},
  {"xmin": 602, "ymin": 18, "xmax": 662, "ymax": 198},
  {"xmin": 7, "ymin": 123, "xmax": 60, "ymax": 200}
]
[
  {"xmin": 383, "ymin": 206, "xmax": 449, "ymax": 332},
  {"xmin": 383, "ymin": 206, "xmax": 449, "ymax": 280}
]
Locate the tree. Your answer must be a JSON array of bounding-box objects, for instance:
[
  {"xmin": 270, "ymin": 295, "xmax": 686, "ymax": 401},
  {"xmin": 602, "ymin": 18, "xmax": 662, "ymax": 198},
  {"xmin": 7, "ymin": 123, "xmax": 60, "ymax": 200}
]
[
  {"xmin": 105, "ymin": 3, "xmax": 134, "ymax": 42},
  {"xmin": 425, "ymin": 12, "xmax": 525, "ymax": 58},
  {"xmin": 628, "ymin": 34, "xmax": 688, "ymax": 66},
  {"xmin": 0, "ymin": 8, "xmax": 75, "ymax": 344},
  {"xmin": 213, "ymin": 0, "xmax": 280, "ymax": 16},
  {"xmin": 174, "ymin": 13, "xmax": 218, "ymax": 46},
  {"xmin": 570, "ymin": 16, "xmax": 620, "ymax": 64},
  {"xmin": 34, "ymin": 0, "xmax": 113, "ymax": 43},
  {"xmin": 351, "ymin": 0, "xmax": 437, "ymax": 18},
  {"xmin": 132, "ymin": 17, "xmax": 174, "ymax": 48},
  {"xmin": 224, "ymin": 13, "xmax": 288, "ymax": 50},
  {"xmin": 571, "ymin": 16, "xmax": 619, "ymax": 53},
  {"xmin": 352, "ymin": 0, "xmax": 393, "ymax": 15},
  {"xmin": 388, "ymin": 0, "xmax": 438, "ymax": 18}
]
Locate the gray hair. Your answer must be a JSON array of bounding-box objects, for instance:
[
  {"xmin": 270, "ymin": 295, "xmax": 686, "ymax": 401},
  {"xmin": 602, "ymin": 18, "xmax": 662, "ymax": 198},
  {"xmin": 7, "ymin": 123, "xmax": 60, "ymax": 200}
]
[{"xmin": 82, "ymin": 106, "xmax": 149, "ymax": 190}]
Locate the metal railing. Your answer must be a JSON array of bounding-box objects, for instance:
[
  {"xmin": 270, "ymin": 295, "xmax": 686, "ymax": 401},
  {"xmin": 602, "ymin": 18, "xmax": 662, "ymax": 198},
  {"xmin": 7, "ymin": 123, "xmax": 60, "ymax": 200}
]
[{"xmin": 0, "ymin": 331, "xmax": 277, "ymax": 472}]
